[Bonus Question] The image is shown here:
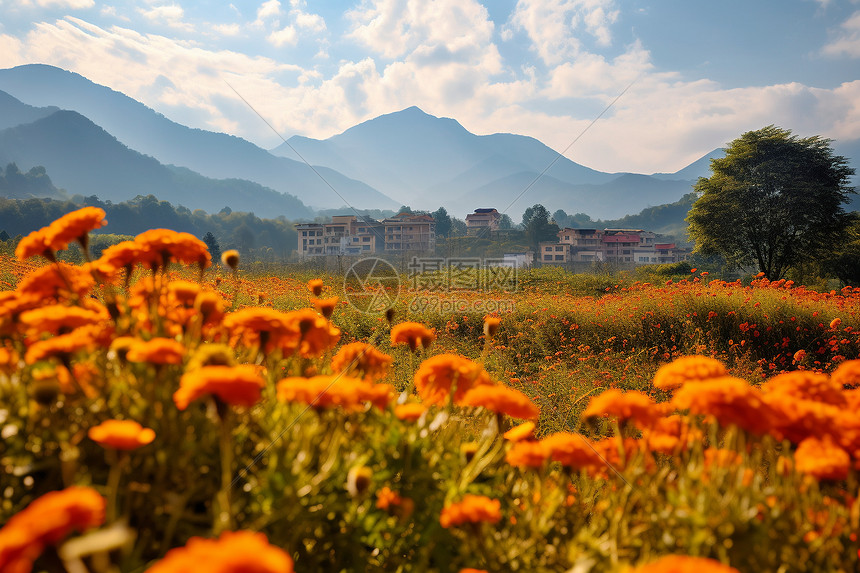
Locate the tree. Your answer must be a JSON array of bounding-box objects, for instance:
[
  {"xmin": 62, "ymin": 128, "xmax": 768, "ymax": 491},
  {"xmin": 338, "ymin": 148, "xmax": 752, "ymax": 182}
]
[
  {"xmin": 522, "ymin": 204, "xmax": 559, "ymax": 249},
  {"xmin": 686, "ymin": 126, "xmax": 855, "ymax": 279},
  {"xmin": 499, "ymin": 214, "xmax": 514, "ymax": 230},
  {"xmin": 432, "ymin": 207, "xmax": 452, "ymax": 238},
  {"xmin": 203, "ymin": 231, "xmax": 222, "ymax": 262}
]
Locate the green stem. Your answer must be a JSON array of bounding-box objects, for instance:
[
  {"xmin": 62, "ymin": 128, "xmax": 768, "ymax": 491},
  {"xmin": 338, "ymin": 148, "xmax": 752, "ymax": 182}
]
[
  {"xmin": 106, "ymin": 450, "xmax": 127, "ymax": 523},
  {"xmin": 215, "ymin": 401, "xmax": 234, "ymax": 534}
]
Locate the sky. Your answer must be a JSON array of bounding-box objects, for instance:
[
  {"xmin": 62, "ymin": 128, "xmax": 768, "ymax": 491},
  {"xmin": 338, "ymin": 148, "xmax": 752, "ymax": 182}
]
[{"xmin": 0, "ymin": 0, "xmax": 858, "ymax": 174}]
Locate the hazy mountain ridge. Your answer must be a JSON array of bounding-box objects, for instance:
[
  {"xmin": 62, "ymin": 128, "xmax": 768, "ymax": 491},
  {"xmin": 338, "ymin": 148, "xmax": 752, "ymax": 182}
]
[
  {"xmin": 0, "ymin": 108, "xmax": 314, "ymax": 218},
  {"xmin": 0, "ymin": 65, "xmax": 399, "ymax": 210}
]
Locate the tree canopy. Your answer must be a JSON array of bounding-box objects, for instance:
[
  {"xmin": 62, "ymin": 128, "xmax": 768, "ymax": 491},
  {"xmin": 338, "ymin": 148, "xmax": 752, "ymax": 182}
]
[{"xmin": 686, "ymin": 126, "xmax": 855, "ymax": 279}]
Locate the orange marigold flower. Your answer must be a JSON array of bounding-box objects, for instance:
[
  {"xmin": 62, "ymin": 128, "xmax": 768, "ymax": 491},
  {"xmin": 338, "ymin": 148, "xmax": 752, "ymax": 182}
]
[
  {"xmin": 45, "ymin": 206, "xmax": 107, "ymax": 252},
  {"xmin": 794, "ymin": 435, "xmax": 851, "ymax": 481},
  {"xmin": 764, "ymin": 393, "xmax": 839, "ymax": 444},
  {"xmin": 505, "ymin": 440, "xmax": 549, "ymax": 469},
  {"xmin": 583, "ymin": 389, "xmax": 658, "ymax": 427},
  {"xmin": 88, "ymin": 419, "xmax": 155, "ymax": 451},
  {"xmin": 283, "ymin": 309, "xmax": 341, "ymax": 358},
  {"xmin": 671, "ymin": 377, "xmax": 776, "ymax": 435},
  {"xmin": 653, "ymin": 355, "xmax": 728, "ymax": 391},
  {"xmin": 792, "ymin": 349, "xmax": 807, "ymax": 363},
  {"xmin": 126, "ymin": 338, "xmax": 186, "ymax": 365},
  {"xmin": 24, "ymin": 324, "xmax": 111, "ymax": 364},
  {"xmin": 483, "ymin": 315, "xmax": 501, "ymax": 338},
  {"xmin": 643, "ymin": 415, "xmax": 701, "ymax": 455},
  {"xmin": 375, "ymin": 486, "xmax": 403, "ymax": 512},
  {"xmin": 633, "ymin": 555, "xmax": 739, "ymax": 573},
  {"xmin": 15, "ymin": 228, "xmax": 54, "ymax": 261},
  {"xmin": 391, "ymin": 321, "xmax": 436, "ymax": 351},
  {"xmin": 0, "ymin": 486, "xmax": 104, "ymax": 573},
  {"xmin": 194, "ymin": 291, "xmax": 226, "ymax": 325},
  {"xmin": 277, "ymin": 375, "xmax": 393, "ymax": 412},
  {"xmin": 145, "ymin": 531, "xmax": 293, "ymax": 573},
  {"xmin": 135, "ymin": 229, "xmax": 212, "ymax": 270},
  {"xmin": 307, "ymin": 278, "xmax": 324, "ymax": 296},
  {"xmin": 16, "ymin": 263, "xmax": 95, "ymax": 300},
  {"xmin": 394, "ymin": 403, "xmax": 427, "ymax": 421},
  {"xmin": 829, "ymin": 317, "xmax": 842, "ymax": 330},
  {"xmin": 460, "ymin": 570, "xmax": 489, "ymax": 573},
  {"xmin": 459, "ymin": 384, "xmax": 540, "ymax": 420},
  {"xmin": 312, "ymin": 296, "xmax": 338, "ymax": 319},
  {"xmin": 540, "ymin": 432, "xmax": 601, "ymax": 471},
  {"xmin": 762, "ymin": 371, "xmax": 845, "ymax": 406},
  {"xmin": 168, "ymin": 280, "xmax": 202, "ymax": 306},
  {"xmin": 174, "ymin": 365, "xmax": 265, "ymax": 410},
  {"xmin": 504, "ymin": 421, "xmax": 536, "ymax": 442},
  {"xmin": 94, "ymin": 240, "xmax": 140, "ymax": 274},
  {"xmin": 330, "ymin": 342, "xmax": 392, "ymax": 381},
  {"xmin": 439, "ymin": 495, "xmax": 502, "ymax": 528},
  {"xmin": 414, "ymin": 353, "xmax": 493, "ymax": 406},
  {"xmin": 19, "ymin": 304, "xmax": 109, "ymax": 336},
  {"xmin": 832, "ymin": 359, "xmax": 860, "ymax": 388},
  {"xmin": 221, "ymin": 249, "xmax": 240, "ymax": 270}
]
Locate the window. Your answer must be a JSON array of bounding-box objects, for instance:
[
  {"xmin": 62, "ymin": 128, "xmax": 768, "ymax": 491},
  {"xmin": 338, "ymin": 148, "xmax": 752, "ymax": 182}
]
[
  {"xmin": 555, "ymin": 246, "xmax": 563, "ymax": 252},
  {"xmin": 302, "ymin": 239, "xmax": 307, "ymax": 246},
  {"xmin": 544, "ymin": 255, "xmax": 552, "ymax": 261},
  {"xmin": 555, "ymin": 255, "xmax": 564, "ymax": 261},
  {"xmin": 362, "ymin": 236, "xmax": 370, "ymax": 242},
  {"xmin": 622, "ymin": 250, "xmax": 631, "ymax": 255}
]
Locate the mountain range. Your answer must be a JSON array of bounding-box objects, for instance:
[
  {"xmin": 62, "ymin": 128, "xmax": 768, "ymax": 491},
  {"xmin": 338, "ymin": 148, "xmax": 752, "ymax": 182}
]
[{"xmin": 0, "ymin": 64, "xmax": 856, "ymax": 220}]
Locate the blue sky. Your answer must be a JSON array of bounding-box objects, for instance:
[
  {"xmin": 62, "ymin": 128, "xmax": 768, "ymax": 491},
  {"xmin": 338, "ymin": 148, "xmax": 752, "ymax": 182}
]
[{"xmin": 0, "ymin": 0, "xmax": 858, "ymax": 174}]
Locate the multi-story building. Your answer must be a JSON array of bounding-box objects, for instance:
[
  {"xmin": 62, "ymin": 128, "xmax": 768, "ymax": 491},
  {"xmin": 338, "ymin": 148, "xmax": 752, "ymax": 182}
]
[
  {"xmin": 465, "ymin": 208, "xmax": 502, "ymax": 236},
  {"xmin": 296, "ymin": 223, "xmax": 325, "ymax": 257},
  {"xmin": 383, "ymin": 212, "xmax": 436, "ymax": 253},
  {"xmin": 539, "ymin": 227, "xmax": 690, "ymax": 266},
  {"xmin": 295, "ymin": 215, "xmax": 384, "ymax": 257}
]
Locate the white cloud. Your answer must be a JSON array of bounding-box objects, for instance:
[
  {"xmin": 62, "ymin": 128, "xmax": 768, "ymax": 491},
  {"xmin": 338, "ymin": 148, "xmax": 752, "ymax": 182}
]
[
  {"xmin": 268, "ymin": 25, "xmax": 297, "ymax": 46},
  {"xmin": 0, "ymin": 34, "xmax": 26, "ymax": 67},
  {"xmin": 348, "ymin": 0, "xmax": 498, "ymax": 66},
  {"xmin": 547, "ymin": 39, "xmax": 654, "ymax": 97},
  {"xmin": 211, "ymin": 23, "xmax": 241, "ymax": 37},
  {"xmin": 138, "ymin": 4, "xmax": 192, "ymax": 31},
  {"xmin": 507, "ymin": 0, "xmax": 619, "ymax": 65},
  {"xmin": 293, "ymin": 10, "xmax": 326, "ymax": 32},
  {"xmin": 256, "ymin": 0, "xmax": 281, "ymax": 21},
  {"xmin": 822, "ymin": 10, "xmax": 860, "ymax": 58},
  {"xmin": 32, "ymin": 0, "xmax": 94, "ymax": 8}
]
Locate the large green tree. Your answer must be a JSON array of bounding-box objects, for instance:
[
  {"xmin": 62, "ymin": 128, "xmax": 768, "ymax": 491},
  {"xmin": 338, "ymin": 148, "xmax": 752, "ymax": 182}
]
[{"xmin": 686, "ymin": 126, "xmax": 855, "ymax": 279}]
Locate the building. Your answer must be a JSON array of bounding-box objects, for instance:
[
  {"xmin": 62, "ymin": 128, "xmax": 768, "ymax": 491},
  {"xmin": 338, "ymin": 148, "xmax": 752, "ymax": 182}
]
[
  {"xmin": 465, "ymin": 208, "xmax": 502, "ymax": 236},
  {"xmin": 502, "ymin": 252, "xmax": 534, "ymax": 268},
  {"xmin": 558, "ymin": 228, "xmax": 605, "ymax": 262},
  {"xmin": 382, "ymin": 212, "xmax": 436, "ymax": 253},
  {"xmin": 296, "ymin": 223, "xmax": 325, "ymax": 257},
  {"xmin": 296, "ymin": 215, "xmax": 384, "ymax": 258},
  {"xmin": 539, "ymin": 241, "xmax": 572, "ymax": 264},
  {"xmin": 537, "ymin": 226, "xmax": 691, "ymax": 266}
]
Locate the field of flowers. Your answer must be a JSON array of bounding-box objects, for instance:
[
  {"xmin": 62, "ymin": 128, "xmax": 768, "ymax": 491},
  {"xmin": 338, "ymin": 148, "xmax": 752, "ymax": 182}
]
[{"xmin": 2, "ymin": 208, "xmax": 860, "ymax": 572}]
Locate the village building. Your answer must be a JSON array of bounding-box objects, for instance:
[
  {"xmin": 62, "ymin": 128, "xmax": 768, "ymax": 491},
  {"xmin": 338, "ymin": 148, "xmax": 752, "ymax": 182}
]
[{"xmin": 465, "ymin": 208, "xmax": 502, "ymax": 236}]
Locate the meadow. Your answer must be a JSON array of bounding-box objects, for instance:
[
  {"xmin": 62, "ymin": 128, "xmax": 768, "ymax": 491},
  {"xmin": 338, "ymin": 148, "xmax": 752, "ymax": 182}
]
[{"xmin": 2, "ymin": 208, "xmax": 860, "ymax": 572}]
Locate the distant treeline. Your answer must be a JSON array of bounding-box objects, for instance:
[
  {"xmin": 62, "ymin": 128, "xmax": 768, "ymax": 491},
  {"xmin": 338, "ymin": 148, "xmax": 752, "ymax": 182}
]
[{"xmin": 0, "ymin": 194, "xmax": 298, "ymax": 259}]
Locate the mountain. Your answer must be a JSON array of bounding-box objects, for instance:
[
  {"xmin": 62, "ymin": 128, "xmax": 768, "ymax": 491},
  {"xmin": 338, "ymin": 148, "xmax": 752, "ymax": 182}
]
[
  {"xmin": 276, "ymin": 106, "xmax": 622, "ymax": 214},
  {"xmin": 651, "ymin": 148, "xmax": 725, "ymax": 181},
  {"xmin": 0, "ymin": 109, "xmax": 314, "ymax": 218},
  {"xmin": 0, "ymin": 90, "xmax": 59, "ymax": 131},
  {"xmin": 0, "ymin": 64, "xmax": 398, "ymax": 210}
]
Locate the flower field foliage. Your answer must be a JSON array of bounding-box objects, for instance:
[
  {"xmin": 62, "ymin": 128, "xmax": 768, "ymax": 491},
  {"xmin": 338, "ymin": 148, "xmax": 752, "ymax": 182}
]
[{"xmin": 1, "ymin": 209, "xmax": 860, "ymax": 572}]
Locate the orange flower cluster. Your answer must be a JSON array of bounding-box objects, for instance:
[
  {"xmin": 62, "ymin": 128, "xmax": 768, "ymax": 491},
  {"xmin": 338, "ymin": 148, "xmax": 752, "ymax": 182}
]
[
  {"xmin": 88, "ymin": 419, "xmax": 156, "ymax": 450},
  {"xmin": 583, "ymin": 389, "xmax": 659, "ymax": 427},
  {"xmin": 0, "ymin": 487, "xmax": 105, "ymax": 573},
  {"xmin": 15, "ymin": 206, "xmax": 107, "ymax": 261},
  {"xmin": 653, "ymin": 355, "xmax": 727, "ymax": 390},
  {"xmin": 174, "ymin": 365, "xmax": 265, "ymax": 410},
  {"xmin": 277, "ymin": 375, "xmax": 394, "ymax": 412},
  {"xmin": 391, "ymin": 321, "xmax": 436, "ymax": 351},
  {"xmin": 127, "ymin": 338, "xmax": 186, "ymax": 365},
  {"xmin": 413, "ymin": 353, "xmax": 492, "ymax": 406},
  {"xmin": 145, "ymin": 531, "xmax": 293, "ymax": 573},
  {"xmin": 460, "ymin": 384, "xmax": 540, "ymax": 421},
  {"xmin": 439, "ymin": 495, "xmax": 502, "ymax": 528},
  {"xmin": 330, "ymin": 342, "xmax": 392, "ymax": 381},
  {"xmin": 633, "ymin": 555, "xmax": 739, "ymax": 573}
]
